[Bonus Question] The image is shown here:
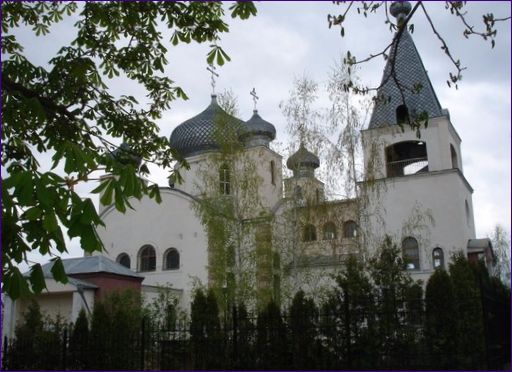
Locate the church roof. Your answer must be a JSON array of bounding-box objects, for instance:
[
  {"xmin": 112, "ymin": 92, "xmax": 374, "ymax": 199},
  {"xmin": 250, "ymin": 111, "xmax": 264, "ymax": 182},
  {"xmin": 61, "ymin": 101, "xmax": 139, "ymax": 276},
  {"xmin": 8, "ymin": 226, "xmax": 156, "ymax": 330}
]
[
  {"xmin": 40, "ymin": 255, "xmax": 142, "ymax": 279},
  {"xmin": 243, "ymin": 110, "xmax": 276, "ymax": 141},
  {"xmin": 169, "ymin": 95, "xmax": 245, "ymax": 158},
  {"xmin": 368, "ymin": 2, "xmax": 443, "ymax": 129},
  {"xmin": 286, "ymin": 143, "xmax": 320, "ymax": 170}
]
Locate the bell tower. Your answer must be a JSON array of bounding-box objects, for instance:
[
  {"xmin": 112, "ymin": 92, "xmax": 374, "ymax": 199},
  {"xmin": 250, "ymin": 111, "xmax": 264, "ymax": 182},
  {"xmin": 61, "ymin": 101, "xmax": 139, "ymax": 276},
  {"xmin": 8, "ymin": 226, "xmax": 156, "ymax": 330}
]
[{"xmin": 361, "ymin": 1, "xmax": 476, "ymax": 281}]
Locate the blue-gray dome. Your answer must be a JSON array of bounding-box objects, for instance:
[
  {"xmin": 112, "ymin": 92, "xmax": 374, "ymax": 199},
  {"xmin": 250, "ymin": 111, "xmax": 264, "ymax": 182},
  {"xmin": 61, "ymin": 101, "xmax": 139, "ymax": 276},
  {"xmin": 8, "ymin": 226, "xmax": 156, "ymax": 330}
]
[
  {"xmin": 242, "ymin": 110, "xmax": 276, "ymax": 148},
  {"xmin": 169, "ymin": 95, "xmax": 245, "ymax": 158},
  {"xmin": 244, "ymin": 110, "xmax": 276, "ymax": 140},
  {"xmin": 287, "ymin": 143, "xmax": 320, "ymax": 170},
  {"xmin": 109, "ymin": 142, "xmax": 142, "ymax": 168}
]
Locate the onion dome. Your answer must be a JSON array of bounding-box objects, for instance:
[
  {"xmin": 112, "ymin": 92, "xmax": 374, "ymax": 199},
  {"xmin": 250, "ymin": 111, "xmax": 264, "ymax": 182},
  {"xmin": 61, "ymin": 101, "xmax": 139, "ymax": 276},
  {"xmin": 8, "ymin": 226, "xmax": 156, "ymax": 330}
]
[
  {"xmin": 110, "ymin": 142, "xmax": 142, "ymax": 168},
  {"xmin": 169, "ymin": 95, "xmax": 245, "ymax": 158},
  {"xmin": 286, "ymin": 143, "xmax": 320, "ymax": 177},
  {"xmin": 243, "ymin": 109, "xmax": 276, "ymax": 148}
]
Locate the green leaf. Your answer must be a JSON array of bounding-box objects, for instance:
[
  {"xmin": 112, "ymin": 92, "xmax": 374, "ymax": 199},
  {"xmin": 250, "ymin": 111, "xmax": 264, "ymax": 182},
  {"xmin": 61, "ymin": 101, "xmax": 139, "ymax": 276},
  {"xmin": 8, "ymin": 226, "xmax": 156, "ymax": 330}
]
[
  {"xmin": 81, "ymin": 226, "xmax": 102, "ymax": 252},
  {"xmin": 23, "ymin": 206, "xmax": 42, "ymax": 221},
  {"xmin": 29, "ymin": 263, "xmax": 47, "ymax": 293},
  {"xmin": 80, "ymin": 198, "xmax": 100, "ymax": 225},
  {"xmin": 4, "ymin": 267, "xmax": 30, "ymax": 299},
  {"xmin": 36, "ymin": 178, "xmax": 55, "ymax": 208},
  {"xmin": 17, "ymin": 172, "xmax": 34, "ymax": 205},
  {"xmin": 91, "ymin": 177, "xmax": 111, "ymax": 194},
  {"xmin": 206, "ymin": 49, "xmax": 216, "ymax": 65},
  {"xmin": 100, "ymin": 180, "xmax": 114, "ymax": 206},
  {"xmin": 42, "ymin": 210, "xmax": 58, "ymax": 232},
  {"xmin": 114, "ymin": 185, "xmax": 126, "ymax": 213},
  {"xmin": 50, "ymin": 258, "xmax": 68, "ymax": 284}
]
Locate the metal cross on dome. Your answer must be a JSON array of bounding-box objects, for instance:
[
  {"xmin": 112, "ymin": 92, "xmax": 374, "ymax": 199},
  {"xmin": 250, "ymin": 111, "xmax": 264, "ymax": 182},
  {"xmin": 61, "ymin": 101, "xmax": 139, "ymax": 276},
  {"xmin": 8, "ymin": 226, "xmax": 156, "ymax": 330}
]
[
  {"xmin": 206, "ymin": 64, "xmax": 219, "ymax": 94},
  {"xmin": 250, "ymin": 87, "xmax": 259, "ymax": 110}
]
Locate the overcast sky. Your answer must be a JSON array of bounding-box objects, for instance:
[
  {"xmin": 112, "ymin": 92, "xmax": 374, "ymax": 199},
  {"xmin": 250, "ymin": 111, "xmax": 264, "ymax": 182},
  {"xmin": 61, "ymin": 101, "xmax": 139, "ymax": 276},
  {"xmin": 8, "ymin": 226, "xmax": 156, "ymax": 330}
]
[{"xmin": 11, "ymin": 1, "xmax": 511, "ymax": 269}]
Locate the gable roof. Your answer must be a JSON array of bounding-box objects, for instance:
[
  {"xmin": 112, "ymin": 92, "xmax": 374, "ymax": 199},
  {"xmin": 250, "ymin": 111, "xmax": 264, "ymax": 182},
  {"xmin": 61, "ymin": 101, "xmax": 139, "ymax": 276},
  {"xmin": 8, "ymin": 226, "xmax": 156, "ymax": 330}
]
[{"xmin": 40, "ymin": 255, "xmax": 142, "ymax": 279}]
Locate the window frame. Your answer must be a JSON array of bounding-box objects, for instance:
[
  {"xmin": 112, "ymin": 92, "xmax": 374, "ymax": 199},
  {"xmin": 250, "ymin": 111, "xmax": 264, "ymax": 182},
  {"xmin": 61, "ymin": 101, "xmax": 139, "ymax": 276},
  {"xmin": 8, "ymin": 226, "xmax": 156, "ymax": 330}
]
[
  {"xmin": 303, "ymin": 224, "xmax": 317, "ymax": 242},
  {"xmin": 270, "ymin": 160, "xmax": 276, "ymax": 185},
  {"xmin": 116, "ymin": 253, "xmax": 131, "ymax": 269},
  {"xmin": 219, "ymin": 163, "xmax": 231, "ymax": 195},
  {"xmin": 138, "ymin": 245, "xmax": 156, "ymax": 272},
  {"xmin": 432, "ymin": 247, "xmax": 444, "ymax": 269},
  {"xmin": 163, "ymin": 248, "xmax": 180, "ymax": 270},
  {"xmin": 323, "ymin": 222, "xmax": 337, "ymax": 240},
  {"xmin": 343, "ymin": 220, "xmax": 358, "ymax": 238},
  {"xmin": 402, "ymin": 237, "xmax": 420, "ymax": 271}
]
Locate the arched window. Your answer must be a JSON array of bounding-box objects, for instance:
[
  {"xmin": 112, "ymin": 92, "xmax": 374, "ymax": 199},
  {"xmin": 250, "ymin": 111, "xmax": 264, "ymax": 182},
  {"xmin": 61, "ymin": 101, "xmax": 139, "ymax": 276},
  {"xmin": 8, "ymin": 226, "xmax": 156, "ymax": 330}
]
[
  {"xmin": 343, "ymin": 220, "xmax": 358, "ymax": 238},
  {"xmin": 402, "ymin": 237, "xmax": 420, "ymax": 270},
  {"xmin": 432, "ymin": 247, "xmax": 444, "ymax": 269},
  {"xmin": 116, "ymin": 253, "xmax": 130, "ymax": 269},
  {"xmin": 138, "ymin": 245, "xmax": 156, "ymax": 272},
  {"xmin": 465, "ymin": 200, "xmax": 471, "ymax": 227},
  {"xmin": 450, "ymin": 144, "xmax": 458, "ymax": 169},
  {"xmin": 396, "ymin": 104, "xmax": 410, "ymax": 125},
  {"xmin": 163, "ymin": 248, "xmax": 180, "ymax": 270},
  {"xmin": 386, "ymin": 141, "xmax": 428, "ymax": 177},
  {"xmin": 270, "ymin": 160, "xmax": 276, "ymax": 185},
  {"xmin": 219, "ymin": 164, "xmax": 230, "ymax": 195},
  {"xmin": 323, "ymin": 222, "xmax": 337, "ymax": 240},
  {"xmin": 303, "ymin": 224, "xmax": 317, "ymax": 242}
]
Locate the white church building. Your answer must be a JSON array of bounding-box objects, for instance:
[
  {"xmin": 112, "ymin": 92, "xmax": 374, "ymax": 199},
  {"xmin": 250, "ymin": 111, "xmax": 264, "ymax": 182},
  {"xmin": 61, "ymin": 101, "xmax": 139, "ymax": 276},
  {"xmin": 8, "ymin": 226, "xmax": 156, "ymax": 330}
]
[
  {"xmin": 4, "ymin": 3, "xmax": 497, "ymax": 336},
  {"xmin": 92, "ymin": 2, "xmax": 493, "ymax": 312}
]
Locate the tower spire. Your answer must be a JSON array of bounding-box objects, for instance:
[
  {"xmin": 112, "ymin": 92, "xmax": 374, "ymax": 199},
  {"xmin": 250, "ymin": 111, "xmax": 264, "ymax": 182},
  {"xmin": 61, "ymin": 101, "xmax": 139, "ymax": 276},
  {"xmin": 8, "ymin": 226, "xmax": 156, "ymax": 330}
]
[{"xmin": 368, "ymin": 1, "xmax": 442, "ymax": 129}]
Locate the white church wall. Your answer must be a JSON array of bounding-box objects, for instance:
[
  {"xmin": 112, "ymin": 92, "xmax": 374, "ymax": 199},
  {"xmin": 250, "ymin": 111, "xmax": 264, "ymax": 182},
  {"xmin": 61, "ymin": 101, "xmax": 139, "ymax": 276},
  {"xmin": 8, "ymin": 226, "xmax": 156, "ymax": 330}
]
[
  {"xmin": 363, "ymin": 169, "xmax": 475, "ymax": 283},
  {"xmin": 96, "ymin": 189, "xmax": 208, "ymax": 311}
]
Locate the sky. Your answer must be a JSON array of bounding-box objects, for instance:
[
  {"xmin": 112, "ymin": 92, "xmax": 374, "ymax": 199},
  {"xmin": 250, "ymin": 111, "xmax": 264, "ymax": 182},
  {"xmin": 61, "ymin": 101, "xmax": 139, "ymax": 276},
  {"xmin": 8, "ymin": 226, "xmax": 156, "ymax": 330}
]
[{"xmin": 9, "ymin": 1, "xmax": 511, "ymax": 269}]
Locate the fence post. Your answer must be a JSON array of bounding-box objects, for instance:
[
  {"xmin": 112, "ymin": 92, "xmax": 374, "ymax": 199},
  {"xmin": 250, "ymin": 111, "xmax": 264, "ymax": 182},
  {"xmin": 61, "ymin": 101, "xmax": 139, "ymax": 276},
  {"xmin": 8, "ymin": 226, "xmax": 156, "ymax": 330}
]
[
  {"xmin": 2, "ymin": 336, "xmax": 9, "ymax": 370},
  {"xmin": 232, "ymin": 305, "xmax": 238, "ymax": 367},
  {"xmin": 62, "ymin": 328, "xmax": 67, "ymax": 370},
  {"xmin": 478, "ymin": 276, "xmax": 490, "ymax": 369},
  {"xmin": 140, "ymin": 316, "xmax": 146, "ymax": 371},
  {"xmin": 344, "ymin": 289, "xmax": 352, "ymax": 369}
]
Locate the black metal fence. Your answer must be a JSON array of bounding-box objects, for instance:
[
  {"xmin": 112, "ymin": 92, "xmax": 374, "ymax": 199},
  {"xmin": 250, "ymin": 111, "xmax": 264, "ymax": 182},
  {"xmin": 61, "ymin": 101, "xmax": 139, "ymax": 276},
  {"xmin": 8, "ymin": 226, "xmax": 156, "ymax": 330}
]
[{"xmin": 2, "ymin": 296, "xmax": 509, "ymax": 371}]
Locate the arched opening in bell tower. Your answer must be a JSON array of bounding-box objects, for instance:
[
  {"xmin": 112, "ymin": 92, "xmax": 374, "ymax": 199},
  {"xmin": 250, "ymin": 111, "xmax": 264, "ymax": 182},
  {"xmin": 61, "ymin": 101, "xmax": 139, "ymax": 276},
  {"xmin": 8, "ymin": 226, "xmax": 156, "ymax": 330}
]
[
  {"xmin": 450, "ymin": 144, "xmax": 459, "ymax": 169},
  {"xmin": 385, "ymin": 141, "xmax": 428, "ymax": 177}
]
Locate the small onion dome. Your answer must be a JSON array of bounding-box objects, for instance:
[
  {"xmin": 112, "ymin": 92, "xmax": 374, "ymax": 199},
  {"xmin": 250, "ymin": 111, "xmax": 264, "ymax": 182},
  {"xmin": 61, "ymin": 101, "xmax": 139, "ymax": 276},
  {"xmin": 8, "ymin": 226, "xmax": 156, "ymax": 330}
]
[
  {"xmin": 286, "ymin": 143, "xmax": 320, "ymax": 177},
  {"xmin": 242, "ymin": 110, "xmax": 276, "ymax": 148},
  {"xmin": 390, "ymin": 1, "xmax": 411, "ymax": 20},
  {"xmin": 169, "ymin": 95, "xmax": 245, "ymax": 158},
  {"xmin": 110, "ymin": 142, "xmax": 142, "ymax": 168}
]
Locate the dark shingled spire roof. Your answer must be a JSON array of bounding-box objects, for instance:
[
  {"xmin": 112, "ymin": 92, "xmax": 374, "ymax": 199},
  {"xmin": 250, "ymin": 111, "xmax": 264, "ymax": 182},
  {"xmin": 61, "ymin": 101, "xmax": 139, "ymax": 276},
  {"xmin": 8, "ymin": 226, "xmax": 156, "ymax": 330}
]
[
  {"xmin": 169, "ymin": 95, "xmax": 245, "ymax": 158},
  {"xmin": 368, "ymin": 2, "xmax": 443, "ymax": 129}
]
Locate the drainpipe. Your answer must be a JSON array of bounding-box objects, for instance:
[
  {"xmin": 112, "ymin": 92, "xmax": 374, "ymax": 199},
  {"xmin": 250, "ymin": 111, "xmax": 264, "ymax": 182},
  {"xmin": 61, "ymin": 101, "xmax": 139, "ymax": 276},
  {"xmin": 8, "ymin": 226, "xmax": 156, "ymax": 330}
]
[{"xmin": 76, "ymin": 285, "xmax": 92, "ymax": 316}]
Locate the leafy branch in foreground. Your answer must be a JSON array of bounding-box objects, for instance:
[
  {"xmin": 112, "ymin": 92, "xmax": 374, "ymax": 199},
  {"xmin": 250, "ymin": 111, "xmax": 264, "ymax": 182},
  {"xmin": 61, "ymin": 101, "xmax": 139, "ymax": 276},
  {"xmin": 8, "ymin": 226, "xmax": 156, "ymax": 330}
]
[{"xmin": 2, "ymin": 1, "xmax": 257, "ymax": 299}]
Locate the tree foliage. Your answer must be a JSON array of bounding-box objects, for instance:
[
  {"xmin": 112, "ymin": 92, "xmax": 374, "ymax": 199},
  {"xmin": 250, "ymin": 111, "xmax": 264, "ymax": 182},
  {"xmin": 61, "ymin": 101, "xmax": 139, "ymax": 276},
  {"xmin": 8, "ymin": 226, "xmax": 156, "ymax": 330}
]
[
  {"xmin": 425, "ymin": 268, "xmax": 457, "ymax": 370},
  {"xmin": 1, "ymin": 1, "xmax": 257, "ymax": 299},
  {"xmin": 449, "ymin": 252, "xmax": 486, "ymax": 369}
]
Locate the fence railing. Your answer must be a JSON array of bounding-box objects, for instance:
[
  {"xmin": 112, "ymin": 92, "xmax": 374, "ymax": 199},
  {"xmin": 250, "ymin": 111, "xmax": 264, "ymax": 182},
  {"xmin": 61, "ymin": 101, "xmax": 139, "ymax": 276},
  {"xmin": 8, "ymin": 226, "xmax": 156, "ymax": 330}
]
[
  {"xmin": 2, "ymin": 296, "xmax": 509, "ymax": 371},
  {"xmin": 386, "ymin": 157, "xmax": 428, "ymax": 177}
]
